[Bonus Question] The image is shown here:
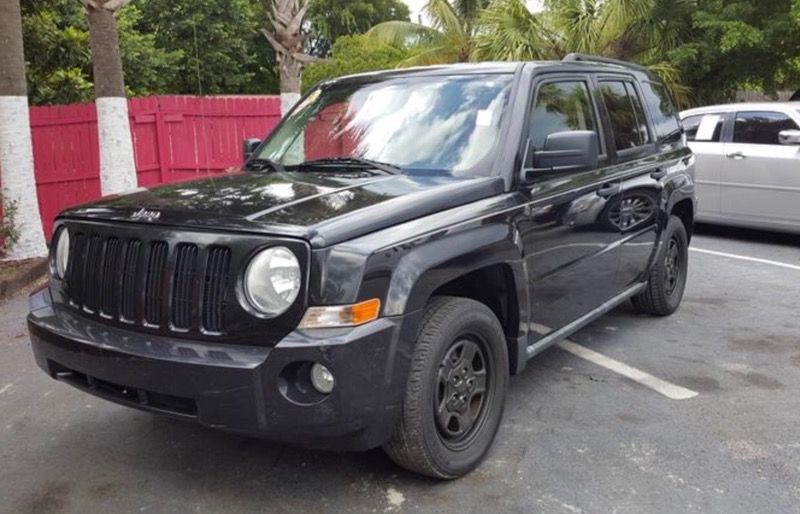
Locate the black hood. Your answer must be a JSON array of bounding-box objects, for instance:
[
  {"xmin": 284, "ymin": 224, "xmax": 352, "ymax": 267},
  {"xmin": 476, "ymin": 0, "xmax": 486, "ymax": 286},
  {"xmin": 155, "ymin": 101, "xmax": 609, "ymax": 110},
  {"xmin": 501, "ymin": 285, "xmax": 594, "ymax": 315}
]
[{"xmin": 60, "ymin": 170, "xmax": 505, "ymax": 247}]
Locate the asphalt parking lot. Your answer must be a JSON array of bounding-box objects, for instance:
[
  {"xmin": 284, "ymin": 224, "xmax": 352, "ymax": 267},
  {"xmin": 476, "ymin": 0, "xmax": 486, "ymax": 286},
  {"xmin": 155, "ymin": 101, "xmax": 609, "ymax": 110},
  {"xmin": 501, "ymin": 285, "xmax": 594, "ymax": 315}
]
[{"xmin": 1, "ymin": 224, "xmax": 799, "ymax": 514}]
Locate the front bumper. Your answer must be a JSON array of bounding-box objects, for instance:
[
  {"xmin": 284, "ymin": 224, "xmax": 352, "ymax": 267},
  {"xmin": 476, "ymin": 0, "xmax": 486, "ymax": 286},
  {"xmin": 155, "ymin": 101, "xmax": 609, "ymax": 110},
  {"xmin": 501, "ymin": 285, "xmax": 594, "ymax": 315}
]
[{"xmin": 28, "ymin": 288, "xmax": 420, "ymax": 451}]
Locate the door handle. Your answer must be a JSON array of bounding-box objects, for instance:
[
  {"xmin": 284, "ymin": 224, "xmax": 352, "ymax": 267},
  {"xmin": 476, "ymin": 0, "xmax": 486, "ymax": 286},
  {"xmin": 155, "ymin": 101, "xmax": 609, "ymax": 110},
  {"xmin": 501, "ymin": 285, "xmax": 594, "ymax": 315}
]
[
  {"xmin": 650, "ymin": 167, "xmax": 667, "ymax": 180},
  {"xmin": 597, "ymin": 183, "xmax": 621, "ymax": 198},
  {"xmin": 726, "ymin": 151, "xmax": 746, "ymax": 160}
]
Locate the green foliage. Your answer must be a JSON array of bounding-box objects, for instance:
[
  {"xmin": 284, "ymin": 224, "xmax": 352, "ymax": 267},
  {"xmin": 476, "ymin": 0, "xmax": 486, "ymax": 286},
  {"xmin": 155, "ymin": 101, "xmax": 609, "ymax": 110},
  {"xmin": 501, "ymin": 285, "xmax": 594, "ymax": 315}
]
[
  {"xmin": 368, "ymin": 0, "xmax": 800, "ymax": 106},
  {"xmin": 22, "ymin": 0, "xmax": 182, "ymax": 104},
  {"xmin": 21, "ymin": 0, "xmax": 278, "ymax": 105},
  {"xmin": 22, "ymin": 0, "xmax": 91, "ymax": 104},
  {"xmin": 307, "ymin": 0, "xmax": 410, "ymax": 57},
  {"xmin": 369, "ymin": 0, "xmax": 694, "ymax": 102},
  {"xmin": 476, "ymin": 0, "xmax": 695, "ymax": 105},
  {"xmin": 116, "ymin": 5, "xmax": 183, "ymax": 97},
  {"xmin": 365, "ymin": 0, "xmax": 479, "ymax": 65},
  {"xmin": 0, "ymin": 194, "xmax": 20, "ymax": 258},
  {"xmin": 134, "ymin": 0, "xmax": 278, "ymax": 95},
  {"xmin": 674, "ymin": 0, "xmax": 800, "ymax": 104},
  {"xmin": 18, "ymin": 0, "xmax": 800, "ymax": 107},
  {"xmin": 301, "ymin": 34, "xmax": 410, "ymax": 91},
  {"xmin": 474, "ymin": 0, "xmax": 558, "ymax": 61}
]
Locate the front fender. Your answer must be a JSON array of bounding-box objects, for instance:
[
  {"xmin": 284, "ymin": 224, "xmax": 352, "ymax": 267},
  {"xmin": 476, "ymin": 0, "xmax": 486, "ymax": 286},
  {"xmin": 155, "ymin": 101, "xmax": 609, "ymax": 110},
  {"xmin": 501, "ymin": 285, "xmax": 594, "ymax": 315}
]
[
  {"xmin": 377, "ymin": 221, "xmax": 529, "ymax": 374},
  {"xmin": 382, "ymin": 223, "xmax": 524, "ymax": 316}
]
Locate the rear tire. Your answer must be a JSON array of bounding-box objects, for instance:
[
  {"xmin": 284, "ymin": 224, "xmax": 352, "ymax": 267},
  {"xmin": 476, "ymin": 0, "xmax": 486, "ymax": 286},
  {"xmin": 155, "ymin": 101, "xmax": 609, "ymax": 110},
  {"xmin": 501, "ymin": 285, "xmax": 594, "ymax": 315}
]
[
  {"xmin": 632, "ymin": 215, "xmax": 689, "ymax": 316},
  {"xmin": 383, "ymin": 296, "xmax": 509, "ymax": 479}
]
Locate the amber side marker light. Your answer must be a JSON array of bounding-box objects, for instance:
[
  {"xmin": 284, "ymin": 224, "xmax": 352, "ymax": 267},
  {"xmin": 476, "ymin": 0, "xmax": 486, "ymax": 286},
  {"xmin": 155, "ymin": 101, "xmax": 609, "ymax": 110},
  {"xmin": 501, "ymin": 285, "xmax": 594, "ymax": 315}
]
[{"xmin": 299, "ymin": 298, "xmax": 381, "ymax": 329}]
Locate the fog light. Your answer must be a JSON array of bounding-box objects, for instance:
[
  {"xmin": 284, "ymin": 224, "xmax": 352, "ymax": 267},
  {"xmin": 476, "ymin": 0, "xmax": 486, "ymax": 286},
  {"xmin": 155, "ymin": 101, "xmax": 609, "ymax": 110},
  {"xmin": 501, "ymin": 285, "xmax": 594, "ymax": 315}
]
[{"xmin": 310, "ymin": 363, "xmax": 335, "ymax": 394}]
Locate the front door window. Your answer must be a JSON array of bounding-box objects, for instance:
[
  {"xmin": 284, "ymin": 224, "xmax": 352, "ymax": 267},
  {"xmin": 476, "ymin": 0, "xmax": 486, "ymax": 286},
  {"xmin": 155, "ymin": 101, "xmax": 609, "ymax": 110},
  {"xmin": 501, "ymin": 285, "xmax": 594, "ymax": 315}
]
[{"xmin": 530, "ymin": 80, "xmax": 599, "ymax": 153}]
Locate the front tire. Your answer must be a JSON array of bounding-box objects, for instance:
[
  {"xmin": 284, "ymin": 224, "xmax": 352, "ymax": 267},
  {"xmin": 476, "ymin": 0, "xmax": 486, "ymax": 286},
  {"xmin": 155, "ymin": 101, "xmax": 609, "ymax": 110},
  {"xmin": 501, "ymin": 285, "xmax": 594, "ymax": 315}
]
[
  {"xmin": 383, "ymin": 296, "xmax": 509, "ymax": 479},
  {"xmin": 632, "ymin": 215, "xmax": 689, "ymax": 316}
]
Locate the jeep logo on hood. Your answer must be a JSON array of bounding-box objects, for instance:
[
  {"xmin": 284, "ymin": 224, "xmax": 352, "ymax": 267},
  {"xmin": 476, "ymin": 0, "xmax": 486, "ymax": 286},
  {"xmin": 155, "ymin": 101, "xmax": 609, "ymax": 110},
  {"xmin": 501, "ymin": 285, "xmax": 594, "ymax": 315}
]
[{"xmin": 130, "ymin": 208, "xmax": 161, "ymax": 222}]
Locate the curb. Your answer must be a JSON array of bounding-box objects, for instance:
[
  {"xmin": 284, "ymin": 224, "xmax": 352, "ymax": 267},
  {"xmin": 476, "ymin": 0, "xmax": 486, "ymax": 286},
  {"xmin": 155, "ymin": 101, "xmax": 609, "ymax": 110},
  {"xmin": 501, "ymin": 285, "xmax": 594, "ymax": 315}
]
[{"xmin": 0, "ymin": 258, "xmax": 47, "ymax": 303}]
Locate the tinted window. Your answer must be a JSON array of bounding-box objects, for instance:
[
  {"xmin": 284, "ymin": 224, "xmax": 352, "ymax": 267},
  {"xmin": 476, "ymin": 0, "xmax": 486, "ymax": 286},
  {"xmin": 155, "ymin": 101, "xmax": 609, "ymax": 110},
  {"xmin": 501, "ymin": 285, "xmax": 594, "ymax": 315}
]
[
  {"xmin": 599, "ymin": 81, "xmax": 651, "ymax": 150},
  {"xmin": 530, "ymin": 81, "xmax": 598, "ymax": 151},
  {"xmin": 641, "ymin": 81, "xmax": 681, "ymax": 146},
  {"xmin": 683, "ymin": 113, "xmax": 724, "ymax": 142},
  {"xmin": 733, "ymin": 111, "xmax": 800, "ymax": 145}
]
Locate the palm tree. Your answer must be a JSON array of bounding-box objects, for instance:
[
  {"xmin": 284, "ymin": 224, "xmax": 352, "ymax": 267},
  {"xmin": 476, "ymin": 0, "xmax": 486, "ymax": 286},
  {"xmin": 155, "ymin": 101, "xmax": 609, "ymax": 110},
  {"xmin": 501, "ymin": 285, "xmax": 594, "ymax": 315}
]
[
  {"xmin": 478, "ymin": 0, "xmax": 694, "ymax": 105},
  {"xmin": 82, "ymin": 0, "xmax": 138, "ymax": 195},
  {"xmin": 365, "ymin": 0, "xmax": 488, "ymax": 65},
  {"xmin": 367, "ymin": 0, "xmax": 692, "ymax": 104},
  {"xmin": 262, "ymin": 0, "xmax": 317, "ymax": 115},
  {"xmin": 0, "ymin": 0, "xmax": 47, "ymax": 259},
  {"xmin": 542, "ymin": 0, "xmax": 694, "ymax": 61},
  {"xmin": 473, "ymin": 0, "xmax": 560, "ymax": 61}
]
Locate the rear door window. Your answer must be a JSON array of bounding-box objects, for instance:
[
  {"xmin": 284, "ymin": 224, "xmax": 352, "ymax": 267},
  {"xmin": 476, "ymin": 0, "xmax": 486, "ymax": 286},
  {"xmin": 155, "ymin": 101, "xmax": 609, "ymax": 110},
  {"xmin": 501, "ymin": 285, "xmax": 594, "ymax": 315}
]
[
  {"xmin": 641, "ymin": 81, "xmax": 681, "ymax": 146},
  {"xmin": 598, "ymin": 80, "xmax": 651, "ymax": 151},
  {"xmin": 733, "ymin": 111, "xmax": 800, "ymax": 145},
  {"xmin": 682, "ymin": 113, "xmax": 724, "ymax": 142}
]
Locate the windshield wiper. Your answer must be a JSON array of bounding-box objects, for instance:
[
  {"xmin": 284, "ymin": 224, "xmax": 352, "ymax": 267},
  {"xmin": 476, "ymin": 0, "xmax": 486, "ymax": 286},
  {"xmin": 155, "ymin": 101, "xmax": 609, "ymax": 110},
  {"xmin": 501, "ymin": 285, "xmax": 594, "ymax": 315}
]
[
  {"xmin": 294, "ymin": 157, "xmax": 402, "ymax": 175},
  {"xmin": 244, "ymin": 158, "xmax": 285, "ymax": 173}
]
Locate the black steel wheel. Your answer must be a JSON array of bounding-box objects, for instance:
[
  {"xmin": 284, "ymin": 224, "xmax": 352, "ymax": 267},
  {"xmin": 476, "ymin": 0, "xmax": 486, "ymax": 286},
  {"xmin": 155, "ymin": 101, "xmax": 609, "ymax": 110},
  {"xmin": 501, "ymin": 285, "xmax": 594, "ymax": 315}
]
[
  {"xmin": 632, "ymin": 215, "xmax": 689, "ymax": 316},
  {"xmin": 435, "ymin": 337, "xmax": 491, "ymax": 448},
  {"xmin": 663, "ymin": 236, "xmax": 682, "ymax": 296},
  {"xmin": 383, "ymin": 296, "xmax": 509, "ymax": 479}
]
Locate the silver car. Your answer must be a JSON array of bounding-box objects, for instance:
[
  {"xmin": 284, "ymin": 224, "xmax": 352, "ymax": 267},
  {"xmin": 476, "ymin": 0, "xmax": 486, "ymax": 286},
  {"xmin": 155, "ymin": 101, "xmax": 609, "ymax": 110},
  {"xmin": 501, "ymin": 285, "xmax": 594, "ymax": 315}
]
[{"xmin": 680, "ymin": 102, "xmax": 800, "ymax": 234}]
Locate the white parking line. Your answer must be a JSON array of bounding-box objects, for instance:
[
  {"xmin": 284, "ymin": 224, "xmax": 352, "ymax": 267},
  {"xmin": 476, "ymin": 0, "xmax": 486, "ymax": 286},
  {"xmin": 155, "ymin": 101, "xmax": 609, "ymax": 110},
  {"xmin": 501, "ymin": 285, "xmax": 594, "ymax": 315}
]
[
  {"xmin": 557, "ymin": 340, "xmax": 698, "ymax": 400},
  {"xmin": 531, "ymin": 322, "xmax": 699, "ymax": 400},
  {"xmin": 690, "ymin": 247, "xmax": 800, "ymax": 271}
]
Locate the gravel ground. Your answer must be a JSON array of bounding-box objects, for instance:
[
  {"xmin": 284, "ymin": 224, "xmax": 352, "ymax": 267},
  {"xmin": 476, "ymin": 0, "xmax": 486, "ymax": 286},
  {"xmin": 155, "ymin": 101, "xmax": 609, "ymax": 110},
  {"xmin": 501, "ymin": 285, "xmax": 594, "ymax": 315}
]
[{"xmin": 1, "ymin": 224, "xmax": 799, "ymax": 514}]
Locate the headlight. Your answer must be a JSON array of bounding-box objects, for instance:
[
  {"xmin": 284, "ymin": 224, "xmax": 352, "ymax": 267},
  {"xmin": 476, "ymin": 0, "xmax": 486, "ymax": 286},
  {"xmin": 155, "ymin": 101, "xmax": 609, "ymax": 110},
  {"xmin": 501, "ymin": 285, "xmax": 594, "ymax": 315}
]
[
  {"xmin": 243, "ymin": 246, "xmax": 301, "ymax": 316},
  {"xmin": 53, "ymin": 229, "xmax": 70, "ymax": 279}
]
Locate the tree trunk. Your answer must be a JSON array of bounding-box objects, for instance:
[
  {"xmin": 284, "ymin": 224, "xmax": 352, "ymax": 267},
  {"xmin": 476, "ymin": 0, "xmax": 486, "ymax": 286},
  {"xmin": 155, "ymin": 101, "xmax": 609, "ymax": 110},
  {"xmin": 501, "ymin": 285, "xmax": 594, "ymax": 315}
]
[
  {"xmin": 279, "ymin": 58, "xmax": 302, "ymax": 115},
  {"xmin": 0, "ymin": 0, "xmax": 47, "ymax": 259},
  {"xmin": 86, "ymin": 1, "xmax": 137, "ymax": 196},
  {"xmin": 263, "ymin": 0, "xmax": 312, "ymax": 116}
]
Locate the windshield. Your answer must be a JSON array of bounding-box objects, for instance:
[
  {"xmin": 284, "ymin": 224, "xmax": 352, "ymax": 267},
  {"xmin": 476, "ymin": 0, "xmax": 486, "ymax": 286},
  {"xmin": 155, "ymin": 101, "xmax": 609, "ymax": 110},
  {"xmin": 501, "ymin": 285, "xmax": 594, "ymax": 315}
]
[{"xmin": 255, "ymin": 74, "xmax": 514, "ymax": 176}]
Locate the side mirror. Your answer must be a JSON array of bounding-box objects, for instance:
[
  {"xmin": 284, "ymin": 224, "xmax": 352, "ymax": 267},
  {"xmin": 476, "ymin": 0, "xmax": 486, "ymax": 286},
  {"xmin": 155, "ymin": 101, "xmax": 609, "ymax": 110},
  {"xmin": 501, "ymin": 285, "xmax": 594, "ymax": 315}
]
[
  {"xmin": 536, "ymin": 130, "xmax": 599, "ymax": 171},
  {"xmin": 522, "ymin": 131, "xmax": 599, "ymax": 182},
  {"xmin": 242, "ymin": 138, "xmax": 261, "ymax": 163},
  {"xmin": 778, "ymin": 129, "xmax": 800, "ymax": 145}
]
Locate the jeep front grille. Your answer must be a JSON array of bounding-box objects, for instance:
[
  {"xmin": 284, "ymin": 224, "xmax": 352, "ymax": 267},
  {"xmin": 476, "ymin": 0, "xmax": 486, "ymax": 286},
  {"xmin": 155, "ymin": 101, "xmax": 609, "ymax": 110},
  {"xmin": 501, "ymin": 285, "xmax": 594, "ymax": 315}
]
[
  {"xmin": 144, "ymin": 241, "xmax": 169, "ymax": 325},
  {"xmin": 202, "ymin": 246, "xmax": 231, "ymax": 332},
  {"xmin": 53, "ymin": 220, "xmax": 308, "ymax": 346},
  {"xmin": 171, "ymin": 243, "xmax": 198, "ymax": 330},
  {"xmin": 120, "ymin": 239, "xmax": 142, "ymax": 320},
  {"xmin": 65, "ymin": 232, "xmax": 231, "ymax": 334}
]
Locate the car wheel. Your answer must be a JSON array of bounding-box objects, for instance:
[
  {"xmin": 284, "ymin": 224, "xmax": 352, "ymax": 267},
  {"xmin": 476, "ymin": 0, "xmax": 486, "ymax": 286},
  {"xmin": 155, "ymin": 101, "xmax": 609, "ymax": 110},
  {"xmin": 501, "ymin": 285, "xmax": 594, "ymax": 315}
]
[
  {"xmin": 383, "ymin": 296, "xmax": 509, "ymax": 479},
  {"xmin": 632, "ymin": 215, "xmax": 689, "ymax": 316}
]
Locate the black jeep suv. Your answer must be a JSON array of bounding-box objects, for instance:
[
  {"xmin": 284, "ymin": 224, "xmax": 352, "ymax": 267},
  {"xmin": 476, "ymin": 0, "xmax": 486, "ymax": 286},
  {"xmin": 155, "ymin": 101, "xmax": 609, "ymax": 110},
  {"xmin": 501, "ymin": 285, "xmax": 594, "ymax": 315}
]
[{"xmin": 28, "ymin": 55, "xmax": 695, "ymax": 479}]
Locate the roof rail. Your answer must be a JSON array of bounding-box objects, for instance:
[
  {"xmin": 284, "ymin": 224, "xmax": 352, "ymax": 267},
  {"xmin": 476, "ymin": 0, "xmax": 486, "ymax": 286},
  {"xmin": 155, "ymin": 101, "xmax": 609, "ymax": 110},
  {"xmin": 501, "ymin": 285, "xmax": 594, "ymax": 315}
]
[{"xmin": 562, "ymin": 53, "xmax": 649, "ymax": 72}]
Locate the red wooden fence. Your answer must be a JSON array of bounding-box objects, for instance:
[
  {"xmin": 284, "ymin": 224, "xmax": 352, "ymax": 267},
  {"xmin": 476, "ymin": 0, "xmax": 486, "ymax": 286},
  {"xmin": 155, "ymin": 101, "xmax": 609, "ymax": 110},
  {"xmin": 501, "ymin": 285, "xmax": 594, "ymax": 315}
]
[{"xmin": 1, "ymin": 95, "xmax": 281, "ymax": 240}]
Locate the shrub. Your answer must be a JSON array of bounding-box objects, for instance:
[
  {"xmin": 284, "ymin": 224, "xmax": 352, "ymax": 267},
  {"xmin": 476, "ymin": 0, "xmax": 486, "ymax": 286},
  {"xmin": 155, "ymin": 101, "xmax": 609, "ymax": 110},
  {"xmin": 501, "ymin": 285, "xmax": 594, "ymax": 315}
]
[
  {"xmin": 302, "ymin": 35, "xmax": 410, "ymax": 92},
  {"xmin": 0, "ymin": 193, "xmax": 20, "ymax": 258}
]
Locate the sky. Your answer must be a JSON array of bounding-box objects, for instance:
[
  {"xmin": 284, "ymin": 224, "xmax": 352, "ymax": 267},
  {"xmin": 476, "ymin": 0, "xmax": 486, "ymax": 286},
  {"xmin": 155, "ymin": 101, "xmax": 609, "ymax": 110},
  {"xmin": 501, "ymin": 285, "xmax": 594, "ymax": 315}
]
[{"xmin": 402, "ymin": 0, "xmax": 543, "ymax": 24}]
